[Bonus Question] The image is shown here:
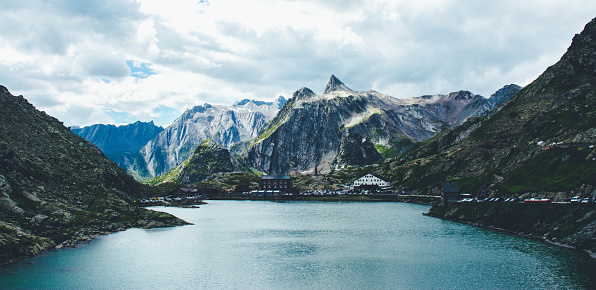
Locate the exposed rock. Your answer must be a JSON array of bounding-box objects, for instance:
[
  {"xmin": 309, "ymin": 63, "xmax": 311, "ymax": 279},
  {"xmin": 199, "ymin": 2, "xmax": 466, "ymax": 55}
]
[
  {"xmin": 488, "ymin": 84, "xmax": 522, "ymax": 106},
  {"xmin": 133, "ymin": 97, "xmax": 286, "ymax": 179},
  {"xmin": 324, "ymin": 74, "xmax": 354, "ymax": 94},
  {"xmin": 335, "ymin": 133, "xmax": 383, "ymax": 167}
]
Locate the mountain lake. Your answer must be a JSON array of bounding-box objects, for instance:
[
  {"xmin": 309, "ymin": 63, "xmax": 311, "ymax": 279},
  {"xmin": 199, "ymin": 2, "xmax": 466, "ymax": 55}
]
[{"xmin": 1, "ymin": 200, "xmax": 595, "ymax": 289}]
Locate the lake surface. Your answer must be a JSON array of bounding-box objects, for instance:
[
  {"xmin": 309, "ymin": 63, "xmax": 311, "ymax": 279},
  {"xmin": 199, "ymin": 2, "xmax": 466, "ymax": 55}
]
[{"xmin": 1, "ymin": 200, "xmax": 595, "ymax": 289}]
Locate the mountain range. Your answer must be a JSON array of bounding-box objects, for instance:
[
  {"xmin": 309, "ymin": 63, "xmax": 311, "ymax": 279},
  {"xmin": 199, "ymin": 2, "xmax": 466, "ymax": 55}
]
[
  {"xmin": 243, "ymin": 76, "xmax": 520, "ymax": 175},
  {"xmin": 131, "ymin": 97, "xmax": 286, "ymax": 179},
  {"xmin": 74, "ymin": 77, "xmax": 519, "ymax": 180}
]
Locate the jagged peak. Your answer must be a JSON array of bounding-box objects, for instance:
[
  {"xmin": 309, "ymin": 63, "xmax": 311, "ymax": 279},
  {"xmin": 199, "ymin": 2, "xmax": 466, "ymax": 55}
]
[
  {"xmin": 293, "ymin": 87, "xmax": 316, "ymax": 101},
  {"xmin": 275, "ymin": 95, "xmax": 287, "ymax": 103},
  {"xmin": 324, "ymin": 75, "xmax": 353, "ymax": 94},
  {"xmin": 491, "ymin": 84, "xmax": 522, "ymax": 96},
  {"xmin": 488, "ymin": 84, "xmax": 522, "ymax": 105},
  {"xmin": 568, "ymin": 17, "xmax": 596, "ymax": 52},
  {"xmin": 233, "ymin": 99, "xmax": 252, "ymax": 106}
]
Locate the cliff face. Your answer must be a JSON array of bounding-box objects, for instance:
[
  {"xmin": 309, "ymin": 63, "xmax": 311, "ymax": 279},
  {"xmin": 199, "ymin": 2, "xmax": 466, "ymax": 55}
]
[
  {"xmin": 71, "ymin": 121, "xmax": 164, "ymax": 169},
  {"xmin": 244, "ymin": 76, "xmax": 518, "ymax": 175},
  {"xmin": 133, "ymin": 97, "xmax": 286, "ymax": 179},
  {"xmin": 375, "ymin": 17, "xmax": 596, "ymax": 199},
  {"xmin": 0, "ymin": 87, "xmax": 186, "ymax": 265}
]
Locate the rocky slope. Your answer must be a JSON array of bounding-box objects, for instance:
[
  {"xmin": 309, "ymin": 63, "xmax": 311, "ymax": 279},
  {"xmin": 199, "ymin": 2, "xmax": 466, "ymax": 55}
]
[
  {"xmin": 244, "ymin": 75, "xmax": 519, "ymax": 175},
  {"xmin": 133, "ymin": 97, "xmax": 286, "ymax": 179},
  {"xmin": 177, "ymin": 139, "xmax": 236, "ymax": 184},
  {"xmin": 374, "ymin": 17, "xmax": 596, "ymax": 200},
  {"xmin": 71, "ymin": 121, "xmax": 164, "ymax": 170},
  {"xmin": 426, "ymin": 203, "xmax": 596, "ymax": 257},
  {"xmin": 0, "ymin": 86, "xmax": 187, "ymax": 265}
]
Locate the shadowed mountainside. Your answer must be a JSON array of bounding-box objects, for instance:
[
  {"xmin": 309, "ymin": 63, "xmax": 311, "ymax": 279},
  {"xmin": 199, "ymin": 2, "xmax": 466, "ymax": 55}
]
[{"xmin": 0, "ymin": 87, "xmax": 187, "ymax": 265}]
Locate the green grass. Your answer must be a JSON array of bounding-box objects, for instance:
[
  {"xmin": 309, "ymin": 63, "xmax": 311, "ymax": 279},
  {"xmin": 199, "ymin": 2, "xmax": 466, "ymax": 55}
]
[
  {"xmin": 374, "ymin": 144, "xmax": 401, "ymax": 159},
  {"xmin": 498, "ymin": 146, "xmax": 596, "ymax": 193}
]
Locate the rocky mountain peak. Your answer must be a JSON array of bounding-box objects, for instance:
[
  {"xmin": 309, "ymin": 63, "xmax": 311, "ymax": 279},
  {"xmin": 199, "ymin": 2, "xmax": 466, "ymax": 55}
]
[
  {"xmin": 488, "ymin": 84, "xmax": 522, "ymax": 105},
  {"xmin": 0, "ymin": 85, "xmax": 9, "ymax": 95},
  {"xmin": 569, "ymin": 17, "xmax": 596, "ymax": 52},
  {"xmin": 324, "ymin": 75, "xmax": 353, "ymax": 94},
  {"xmin": 274, "ymin": 96, "xmax": 288, "ymax": 109},
  {"xmin": 293, "ymin": 87, "xmax": 316, "ymax": 101}
]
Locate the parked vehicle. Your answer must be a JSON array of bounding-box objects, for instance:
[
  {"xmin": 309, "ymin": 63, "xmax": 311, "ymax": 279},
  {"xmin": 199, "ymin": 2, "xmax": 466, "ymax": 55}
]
[
  {"xmin": 581, "ymin": 198, "xmax": 592, "ymax": 204},
  {"xmin": 461, "ymin": 198, "xmax": 477, "ymax": 202},
  {"xmin": 571, "ymin": 196, "xmax": 581, "ymax": 203},
  {"xmin": 524, "ymin": 198, "xmax": 552, "ymax": 203}
]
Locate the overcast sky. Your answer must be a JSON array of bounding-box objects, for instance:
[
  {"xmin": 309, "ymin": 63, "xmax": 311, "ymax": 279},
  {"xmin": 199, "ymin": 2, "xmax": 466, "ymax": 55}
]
[{"xmin": 1, "ymin": 0, "xmax": 595, "ymax": 127}]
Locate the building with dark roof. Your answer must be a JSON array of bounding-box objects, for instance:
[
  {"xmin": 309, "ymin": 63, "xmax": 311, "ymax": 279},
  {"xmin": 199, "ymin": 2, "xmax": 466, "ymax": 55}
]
[
  {"xmin": 260, "ymin": 175, "xmax": 292, "ymax": 192},
  {"xmin": 441, "ymin": 182, "xmax": 460, "ymax": 205}
]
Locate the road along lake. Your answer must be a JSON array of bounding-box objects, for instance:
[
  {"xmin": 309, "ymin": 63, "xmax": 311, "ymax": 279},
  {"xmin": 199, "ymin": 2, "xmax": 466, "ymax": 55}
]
[{"xmin": 1, "ymin": 200, "xmax": 595, "ymax": 289}]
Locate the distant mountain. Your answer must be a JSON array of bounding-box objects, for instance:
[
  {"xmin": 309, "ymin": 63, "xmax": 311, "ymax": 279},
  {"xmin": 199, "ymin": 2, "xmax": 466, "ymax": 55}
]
[
  {"xmin": 133, "ymin": 97, "xmax": 286, "ymax": 179},
  {"xmin": 71, "ymin": 121, "xmax": 164, "ymax": 169},
  {"xmin": 374, "ymin": 17, "xmax": 596, "ymax": 199},
  {"xmin": 146, "ymin": 139, "xmax": 260, "ymax": 190},
  {"xmin": 244, "ymin": 75, "xmax": 519, "ymax": 175},
  {"xmin": 0, "ymin": 86, "xmax": 186, "ymax": 265},
  {"xmin": 488, "ymin": 84, "xmax": 523, "ymax": 106}
]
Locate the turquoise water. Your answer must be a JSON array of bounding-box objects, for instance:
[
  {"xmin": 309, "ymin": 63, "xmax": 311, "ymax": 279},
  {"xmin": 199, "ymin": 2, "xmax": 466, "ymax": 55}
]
[{"xmin": 1, "ymin": 201, "xmax": 595, "ymax": 289}]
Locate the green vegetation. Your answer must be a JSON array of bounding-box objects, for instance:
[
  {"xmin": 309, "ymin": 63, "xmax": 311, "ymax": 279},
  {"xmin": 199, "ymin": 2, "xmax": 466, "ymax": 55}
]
[
  {"xmin": 145, "ymin": 158, "xmax": 190, "ymax": 186},
  {"xmin": 193, "ymin": 172, "xmax": 260, "ymax": 191},
  {"xmin": 374, "ymin": 144, "xmax": 400, "ymax": 159},
  {"xmin": 498, "ymin": 146, "xmax": 596, "ymax": 193}
]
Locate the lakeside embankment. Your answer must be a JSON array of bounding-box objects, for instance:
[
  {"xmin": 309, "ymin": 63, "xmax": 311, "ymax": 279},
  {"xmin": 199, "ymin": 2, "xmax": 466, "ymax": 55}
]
[
  {"xmin": 425, "ymin": 203, "xmax": 596, "ymax": 258},
  {"xmin": 204, "ymin": 194, "xmax": 441, "ymax": 204}
]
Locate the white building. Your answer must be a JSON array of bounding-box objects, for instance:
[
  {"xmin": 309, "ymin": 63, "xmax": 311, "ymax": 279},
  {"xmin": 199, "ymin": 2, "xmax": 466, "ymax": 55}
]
[{"xmin": 353, "ymin": 173, "xmax": 391, "ymax": 188}]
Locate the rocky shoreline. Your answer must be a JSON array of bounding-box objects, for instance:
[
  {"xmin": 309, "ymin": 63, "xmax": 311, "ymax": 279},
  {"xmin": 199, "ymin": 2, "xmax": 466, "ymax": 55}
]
[
  {"xmin": 0, "ymin": 208, "xmax": 190, "ymax": 266},
  {"xmin": 425, "ymin": 203, "xmax": 596, "ymax": 259}
]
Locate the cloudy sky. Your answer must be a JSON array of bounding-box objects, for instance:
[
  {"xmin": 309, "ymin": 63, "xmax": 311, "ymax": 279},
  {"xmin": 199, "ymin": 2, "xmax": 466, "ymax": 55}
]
[{"xmin": 1, "ymin": 0, "xmax": 595, "ymax": 127}]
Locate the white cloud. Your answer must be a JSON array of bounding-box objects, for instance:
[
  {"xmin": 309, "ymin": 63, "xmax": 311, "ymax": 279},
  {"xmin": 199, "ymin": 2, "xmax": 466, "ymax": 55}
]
[{"xmin": 1, "ymin": 0, "xmax": 595, "ymax": 126}]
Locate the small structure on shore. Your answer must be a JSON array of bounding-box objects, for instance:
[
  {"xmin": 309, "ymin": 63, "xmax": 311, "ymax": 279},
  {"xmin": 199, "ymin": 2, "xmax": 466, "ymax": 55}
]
[
  {"xmin": 353, "ymin": 173, "xmax": 392, "ymax": 192},
  {"xmin": 441, "ymin": 182, "xmax": 460, "ymax": 205}
]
